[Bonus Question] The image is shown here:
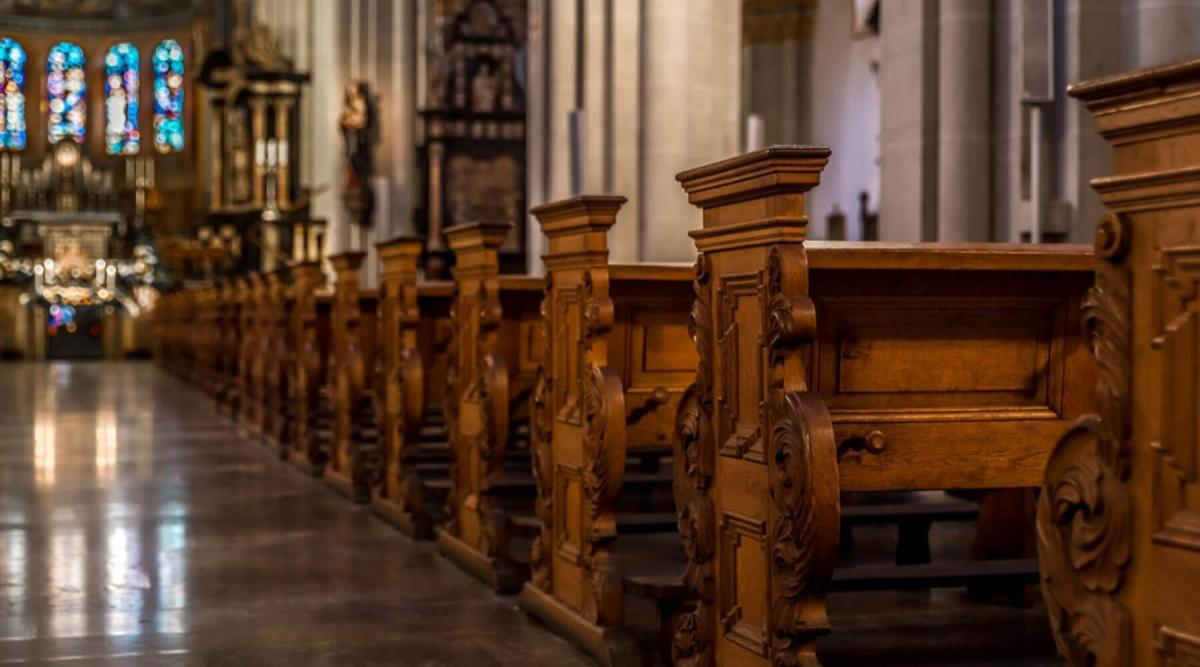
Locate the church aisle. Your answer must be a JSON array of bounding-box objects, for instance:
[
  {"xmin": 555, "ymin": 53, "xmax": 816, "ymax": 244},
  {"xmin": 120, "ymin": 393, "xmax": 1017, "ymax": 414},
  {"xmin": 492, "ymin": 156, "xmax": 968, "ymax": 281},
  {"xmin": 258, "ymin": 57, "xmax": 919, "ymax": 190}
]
[{"xmin": 0, "ymin": 362, "xmax": 593, "ymax": 666}]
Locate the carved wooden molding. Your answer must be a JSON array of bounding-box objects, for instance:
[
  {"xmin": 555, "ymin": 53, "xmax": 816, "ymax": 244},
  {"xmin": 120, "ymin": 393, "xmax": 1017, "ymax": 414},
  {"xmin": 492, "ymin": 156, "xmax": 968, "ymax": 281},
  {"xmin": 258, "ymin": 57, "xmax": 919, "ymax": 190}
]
[
  {"xmin": 673, "ymin": 253, "xmax": 717, "ymax": 666},
  {"xmin": 442, "ymin": 282, "xmax": 462, "ymax": 535},
  {"xmin": 1037, "ymin": 212, "xmax": 1133, "ymax": 667},
  {"xmin": 529, "ymin": 274, "xmax": 555, "ymax": 590},
  {"xmin": 578, "ymin": 267, "xmax": 625, "ymax": 626},
  {"xmin": 763, "ymin": 245, "xmax": 839, "ymax": 666}
]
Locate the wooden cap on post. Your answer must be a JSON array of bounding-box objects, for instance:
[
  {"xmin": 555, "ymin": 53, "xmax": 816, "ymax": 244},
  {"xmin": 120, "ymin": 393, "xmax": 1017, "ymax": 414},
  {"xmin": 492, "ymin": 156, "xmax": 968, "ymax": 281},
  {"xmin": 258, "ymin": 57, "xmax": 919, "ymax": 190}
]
[
  {"xmin": 328, "ymin": 251, "xmax": 367, "ymax": 286},
  {"xmin": 444, "ymin": 222, "xmax": 513, "ymax": 275},
  {"xmin": 677, "ymin": 145, "xmax": 830, "ymax": 250},
  {"xmin": 530, "ymin": 195, "xmax": 626, "ymax": 270},
  {"xmin": 1069, "ymin": 58, "xmax": 1200, "ymax": 177},
  {"xmin": 289, "ymin": 260, "xmax": 324, "ymax": 287},
  {"xmin": 376, "ymin": 237, "xmax": 425, "ymax": 280}
]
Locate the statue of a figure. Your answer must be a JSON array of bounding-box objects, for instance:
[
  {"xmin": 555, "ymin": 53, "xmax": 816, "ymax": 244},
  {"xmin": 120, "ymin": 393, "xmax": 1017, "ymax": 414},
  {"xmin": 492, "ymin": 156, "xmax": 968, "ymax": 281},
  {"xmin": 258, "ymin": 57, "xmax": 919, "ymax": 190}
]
[{"xmin": 339, "ymin": 81, "xmax": 378, "ymax": 227}]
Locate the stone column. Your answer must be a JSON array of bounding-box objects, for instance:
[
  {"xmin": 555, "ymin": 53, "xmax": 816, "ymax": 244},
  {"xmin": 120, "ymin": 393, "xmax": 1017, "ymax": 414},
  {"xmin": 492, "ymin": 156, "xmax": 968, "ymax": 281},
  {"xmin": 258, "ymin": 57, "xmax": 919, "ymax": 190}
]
[
  {"xmin": 309, "ymin": 0, "xmax": 349, "ymax": 257},
  {"xmin": 936, "ymin": 0, "xmax": 991, "ymax": 241},
  {"xmin": 1135, "ymin": 0, "xmax": 1200, "ymax": 68},
  {"xmin": 641, "ymin": 0, "xmax": 740, "ymax": 263},
  {"xmin": 880, "ymin": 0, "xmax": 939, "ymax": 241}
]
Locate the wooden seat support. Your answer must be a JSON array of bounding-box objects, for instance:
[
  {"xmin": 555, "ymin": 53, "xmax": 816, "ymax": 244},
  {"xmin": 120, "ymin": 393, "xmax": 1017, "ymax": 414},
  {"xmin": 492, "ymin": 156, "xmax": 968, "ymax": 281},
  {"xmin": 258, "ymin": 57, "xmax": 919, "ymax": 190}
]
[
  {"xmin": 323, "ymin": 251, "xmax": 380, "ymax": 502},
  {"xmin": 371, "ymin": 237, "xmax": 440, "ymax": 537},
  {"xmin": 517, "ymin": 196, "xmax": 695, "ymax": 666},
  {"xmin": 1035, "ymin": 59, "xmax": 1200, "ymax": 666},
  {"xmin": 287, "ymin": 262, "xmax": 332, "ymax": 476},
  {"xmin": 435, "ymin": 221, "xmax": 543, "ymax": 592}
]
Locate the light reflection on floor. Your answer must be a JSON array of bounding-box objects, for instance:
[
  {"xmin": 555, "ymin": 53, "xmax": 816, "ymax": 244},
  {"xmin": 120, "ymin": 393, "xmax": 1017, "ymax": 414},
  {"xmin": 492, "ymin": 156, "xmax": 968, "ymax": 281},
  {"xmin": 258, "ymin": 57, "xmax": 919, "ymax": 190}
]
[{"xmin": 0, "ymin": 361, "xmax": 594, "ymax": 665}]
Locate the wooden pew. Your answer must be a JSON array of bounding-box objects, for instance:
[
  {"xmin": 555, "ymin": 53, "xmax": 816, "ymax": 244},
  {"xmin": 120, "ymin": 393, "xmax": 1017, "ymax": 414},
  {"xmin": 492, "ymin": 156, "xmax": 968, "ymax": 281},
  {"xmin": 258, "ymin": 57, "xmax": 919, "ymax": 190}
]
[
  {"xmin": 370, "ymin": 238, "xmax": 459, "ymax": 538},
  {"xmin": 1035, "ymin": 59, "xmax": 1200, "ymax": 667},
  {"xmin": 517, "ymin": 197, "xmax": 690, "ymax": 664},
  {"xmin": 220, "ymin": 276, "xmax": 247, "ymax": 418},
  {"xmin": 287, "ymin": 261, "xmax": 333, "ymax": 476},
  {"xmin": 323, "ymin": 252, "xmax": 381, "ymax": 502},
  {"xmin": 667, "ymin": 146, "xmax": 1096, "ymax": 665},
  {"xmin": 434, "ymin": 222, "xmax": 544, "ymax": 592}
]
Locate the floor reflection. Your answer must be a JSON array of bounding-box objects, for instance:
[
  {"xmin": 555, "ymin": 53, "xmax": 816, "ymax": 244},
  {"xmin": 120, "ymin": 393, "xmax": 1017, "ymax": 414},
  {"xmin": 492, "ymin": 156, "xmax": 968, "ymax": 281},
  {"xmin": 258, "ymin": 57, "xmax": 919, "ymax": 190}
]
[{"xmin": 0, "ymin": 362, "xmax": 594, "ymax": 665}]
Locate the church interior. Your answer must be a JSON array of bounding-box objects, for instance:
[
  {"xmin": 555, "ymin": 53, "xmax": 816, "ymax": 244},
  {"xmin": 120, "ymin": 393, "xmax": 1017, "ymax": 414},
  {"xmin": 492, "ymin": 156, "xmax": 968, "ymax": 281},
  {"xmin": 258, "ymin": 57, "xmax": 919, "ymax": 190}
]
[{"xmin": 1, "ymin": 0, "xmax": 1198, "ymax": 665}]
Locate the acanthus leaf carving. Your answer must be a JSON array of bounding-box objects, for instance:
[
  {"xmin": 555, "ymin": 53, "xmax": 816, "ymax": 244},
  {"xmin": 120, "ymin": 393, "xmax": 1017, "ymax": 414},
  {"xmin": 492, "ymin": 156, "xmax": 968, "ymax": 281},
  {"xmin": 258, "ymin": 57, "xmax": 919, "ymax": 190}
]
[
  {"xmin": 1037, "ymin": 212, "xmax": 1133, "ymax": 667},
  {"xmin": 529, "ymin": 274, "xmax": 555, "ymax": 591},
  {"xmin": 763, "ymin": 246, "xmax": 838, "ymax": 667},
  {"xmin": 673, "ymin": 253, "xmax": 717, "ymax": 667},
  {"xmin": 578, "ymin": 268, "xmax": 623, "ymax": 626}
]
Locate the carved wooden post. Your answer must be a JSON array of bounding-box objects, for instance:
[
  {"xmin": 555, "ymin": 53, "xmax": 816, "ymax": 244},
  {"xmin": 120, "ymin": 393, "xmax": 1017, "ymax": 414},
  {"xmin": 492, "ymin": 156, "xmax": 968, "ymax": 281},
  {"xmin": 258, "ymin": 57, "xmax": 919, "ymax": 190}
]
[
  {"xmin": 372, "ymin": 237, "xmax": 430, "ymax": 535},
  {"xmin": 261, "ymin": 267, "xmax": 290, "ymax": 453},
  {"xmin": 325, "ymin": 251, "xmax": 372, "ymax": 501},
  {"xmin": 1036, "ymin": 59, "xmax": 1200, "ymax": 667},
  {"xmin": 676, "ymin": 147, "xmax": 839, "ymax": 666},
  {"xmin": 435, "ymin": 221, "xmax": 520, "ymax": 590},
  {"xmin": 516, "ymin": 196, "xmax": 640, "ymax": 664},
  {"xmin": 288, "ymin": 261, "xmax": 328, "ymax": 474}
]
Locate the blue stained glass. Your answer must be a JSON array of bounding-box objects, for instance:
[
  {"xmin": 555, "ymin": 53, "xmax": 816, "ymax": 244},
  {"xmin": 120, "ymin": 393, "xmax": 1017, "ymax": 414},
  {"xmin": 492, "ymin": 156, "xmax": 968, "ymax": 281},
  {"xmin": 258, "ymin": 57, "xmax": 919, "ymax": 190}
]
[
  {"xmin": 105, "ymin": 43, "xmax": 139, "ymax": 154},
  {"xmin": 0, "ymin": 38, "xmax": 26, "ymax": 149},
  {"xmin": 46, "ymin": 42, "xmax": 85, "ymax": 144},
  {"xmin": 152, "ymin": 39, "xmax": 184, "ymax": 153}
]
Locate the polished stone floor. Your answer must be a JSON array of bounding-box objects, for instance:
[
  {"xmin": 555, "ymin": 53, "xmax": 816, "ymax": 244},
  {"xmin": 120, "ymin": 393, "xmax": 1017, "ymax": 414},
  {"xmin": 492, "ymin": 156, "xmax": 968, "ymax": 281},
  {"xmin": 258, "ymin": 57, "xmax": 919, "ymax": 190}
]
[{"xmin": 0, "ymin": 362, "xmax": 593, "ymax": 665}]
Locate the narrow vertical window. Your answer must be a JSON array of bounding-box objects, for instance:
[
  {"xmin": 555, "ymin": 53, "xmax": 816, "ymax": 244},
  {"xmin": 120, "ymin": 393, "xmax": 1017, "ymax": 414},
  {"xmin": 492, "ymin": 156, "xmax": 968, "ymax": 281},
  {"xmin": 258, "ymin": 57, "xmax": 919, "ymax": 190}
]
[
  {"xmin": 152, "ymin": 39, "xmax": 184, "ymax": 153},
  {"xmin": 46, "ymin": 42, "xmax": 86, "ymax": 144},
  {"xmin": 0, "ymin": 38, "xmax": 26, "ymax": 149},
  {"xmin": 105, "ymin": 43, "xmax": 139, "ymax": 154}
]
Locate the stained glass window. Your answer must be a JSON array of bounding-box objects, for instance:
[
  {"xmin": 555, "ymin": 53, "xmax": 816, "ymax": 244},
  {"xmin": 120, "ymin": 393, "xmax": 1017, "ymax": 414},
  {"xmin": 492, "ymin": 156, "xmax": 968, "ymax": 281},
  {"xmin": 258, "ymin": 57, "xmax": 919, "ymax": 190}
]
[
  {"xmin": 0, "ymin": 38, "xmax": 26, "ymax": 150},
  {"xmin": 152, "ymin": 39, "xmax": 184, "ymax": 153},
  {"xmin": 47, "ymin": 42, "xmax": 86, "ymax": 144},
  {"xmin": 104, "ymin": 43, "xmax": 139, "ymax": 154}
]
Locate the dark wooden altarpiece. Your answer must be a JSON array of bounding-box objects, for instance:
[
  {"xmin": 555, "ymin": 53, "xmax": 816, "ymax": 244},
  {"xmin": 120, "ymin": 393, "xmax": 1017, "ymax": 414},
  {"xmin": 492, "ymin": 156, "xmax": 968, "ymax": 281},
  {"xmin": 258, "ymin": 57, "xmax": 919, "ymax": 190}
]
[{"xmin": 417, "ymin": 0, "xmax": 527, "ymax": 278}]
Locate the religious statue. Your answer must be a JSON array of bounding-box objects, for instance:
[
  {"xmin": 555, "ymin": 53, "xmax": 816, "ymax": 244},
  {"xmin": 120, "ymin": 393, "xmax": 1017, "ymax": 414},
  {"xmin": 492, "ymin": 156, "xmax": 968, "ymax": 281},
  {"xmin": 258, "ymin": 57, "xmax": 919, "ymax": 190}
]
[{"xmin": 339, "ymin": 81, "xmax": 378, "ymax": 228}]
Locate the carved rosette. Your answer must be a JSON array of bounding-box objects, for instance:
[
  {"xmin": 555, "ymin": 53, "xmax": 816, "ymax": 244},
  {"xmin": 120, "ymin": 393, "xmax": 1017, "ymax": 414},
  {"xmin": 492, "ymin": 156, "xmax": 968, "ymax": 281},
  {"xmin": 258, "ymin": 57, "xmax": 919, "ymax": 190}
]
[
  {"xmin": 1037, "ymin": 212, "xmax": 1133, "ymax": 667},
  {"xmin": 529, "ymin": 275, "xmax": 555, "ymax": 590},
  {"xmin": 578, "ymin": 268, "xmax": 624, "ymax": 626},
  {"xmin": 673, "ymin": 253, "xmax": 717, "ymax": 667},
  {"xmin": 763, "ymin": 245, "xmax": 838, "ymax": 667}
]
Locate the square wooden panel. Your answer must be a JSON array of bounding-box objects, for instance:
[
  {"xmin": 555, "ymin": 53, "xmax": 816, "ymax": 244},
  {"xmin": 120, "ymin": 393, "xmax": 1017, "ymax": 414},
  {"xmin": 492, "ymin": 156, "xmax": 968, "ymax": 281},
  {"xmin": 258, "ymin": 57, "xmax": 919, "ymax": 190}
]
[
  {"xmin": 719, "ymin": 512, "xmax": 769, "ymax": 658},
  {"xmin": 626, "ymin": 303, "xmax": 697, "ymax": 379},
  {"xmin": 1151, "ymin": 244, "xmax": 1200, "ymax": 550},
  {"xmin": 815, "ymin": 295, "xmax": 1067, "ymax": 417},
  {"xmin": 717, "ymin": 273, "xmax": 765, "ymax": 462},
  {"xmin": 554, "ymin": 464, "xmax": 583, "ymax": 565},
  {"xmin": 553, "ymin": 288, "xmax": 581, "ymax": 425}
]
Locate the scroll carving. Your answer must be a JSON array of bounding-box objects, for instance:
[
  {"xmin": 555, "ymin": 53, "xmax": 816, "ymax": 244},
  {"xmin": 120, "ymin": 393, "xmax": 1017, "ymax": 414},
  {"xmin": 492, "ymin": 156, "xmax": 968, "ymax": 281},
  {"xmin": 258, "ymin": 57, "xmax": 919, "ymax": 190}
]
[
  {"xmin": 673, "ymin": 253, "xmax": 717, "ymax": 667},
  {"xmin": 763, "ymin": 245, "xmax": 839, "ymax": 667},
  {"xmin": 441, "ymin": 284, "xmax": 462, "ymax": 534},
  {"xmin": 529, "ymin": 275, "xmax": 554, "ymax": 590},
  {"xmin": 1037, "ymin": 212, "xmax": 1133, "ymax": 667},
  {"xmin": 578, "ymin": 268, "xmax": 624, "ymax": 626},
  {"xmin": 474, "ymin": 278, "xmax": 509, "ymax": 559}
]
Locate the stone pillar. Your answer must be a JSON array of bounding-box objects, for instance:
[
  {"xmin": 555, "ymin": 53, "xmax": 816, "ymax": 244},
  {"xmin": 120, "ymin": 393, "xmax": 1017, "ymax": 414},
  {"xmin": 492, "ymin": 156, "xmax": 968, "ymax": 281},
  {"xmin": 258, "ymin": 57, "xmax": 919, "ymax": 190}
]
[
  {"xmin": 1062, "ymin": 0, "xmax": 1127, "ymax": 242},
  {"xmin": 937, "ymin": 0, "xmax": 991, "ymax": 241},
  {"xmin": 309, "ymin": 0, "xmax": 349, "ymax": 257},
  {"xmin": 641, "ymin": 0, "xmax": 740, "ymax": 263},
  {"xmin": 880, "ymin": 0, "xmax": 939, "ymax": 241},
  {"xmin": 1135, "ymin": 0, "xmax": 1200, "ymax": 68}
]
